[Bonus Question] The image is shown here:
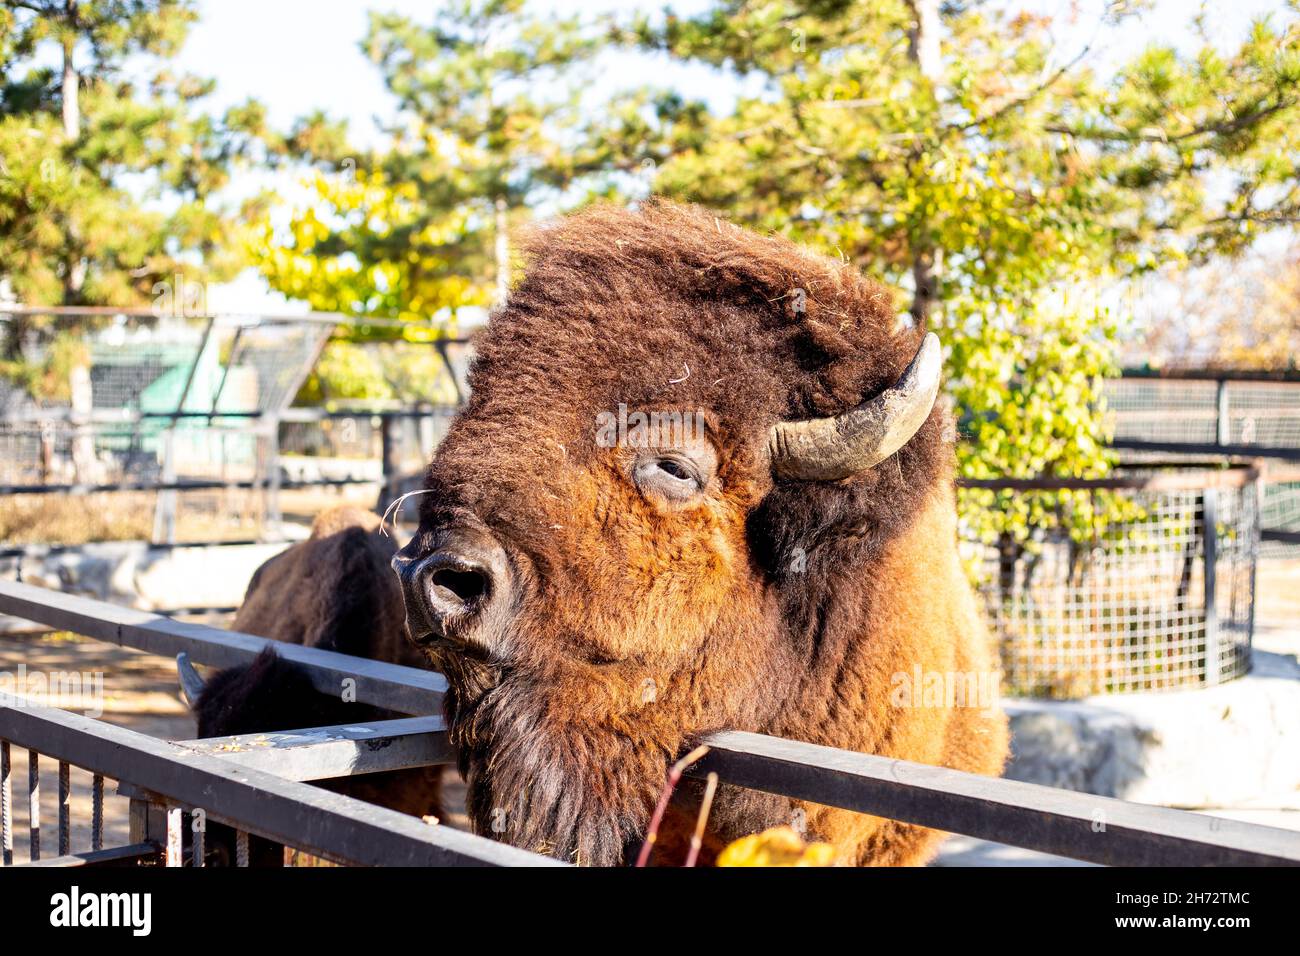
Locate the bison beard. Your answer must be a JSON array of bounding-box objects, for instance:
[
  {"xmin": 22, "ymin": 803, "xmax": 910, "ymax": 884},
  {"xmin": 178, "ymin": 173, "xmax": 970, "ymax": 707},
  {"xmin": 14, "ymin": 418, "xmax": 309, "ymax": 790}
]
[{"xmin": 435, "ymin": 647, "xmax": 676, "ymax": 865}]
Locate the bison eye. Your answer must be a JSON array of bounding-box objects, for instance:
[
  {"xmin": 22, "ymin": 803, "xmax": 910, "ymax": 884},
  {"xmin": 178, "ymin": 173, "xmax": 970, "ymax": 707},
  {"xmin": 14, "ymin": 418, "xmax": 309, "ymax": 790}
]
[
  {"xmin": 631, "ymin": 447, "xmax": 715, "ymax": 505},
  {"xmin": 655, "ymin": 458, "xmax": 690, "ymax": 480}
]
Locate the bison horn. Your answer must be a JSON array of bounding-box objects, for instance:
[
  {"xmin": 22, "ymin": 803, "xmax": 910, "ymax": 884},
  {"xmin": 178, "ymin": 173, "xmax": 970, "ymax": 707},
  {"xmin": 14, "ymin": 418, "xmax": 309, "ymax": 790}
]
[
  {"xmin": 176, "ymin": 652, "xmax": 207, "ymax": 708},
  {"xmin": 767, "ymin": 332, "xmax": 942, "ymax": 481}
]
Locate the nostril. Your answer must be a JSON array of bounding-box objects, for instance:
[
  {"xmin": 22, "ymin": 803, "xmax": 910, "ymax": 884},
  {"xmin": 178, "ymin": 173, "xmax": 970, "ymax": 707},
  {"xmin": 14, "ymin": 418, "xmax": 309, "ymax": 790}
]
[
  {"xmin": 428, "ymin": 565, "xmax": 489, "ymax": 607},
  {"xmin": 401, "ymin": 527, "xmax": 511, "ymax": 647}
]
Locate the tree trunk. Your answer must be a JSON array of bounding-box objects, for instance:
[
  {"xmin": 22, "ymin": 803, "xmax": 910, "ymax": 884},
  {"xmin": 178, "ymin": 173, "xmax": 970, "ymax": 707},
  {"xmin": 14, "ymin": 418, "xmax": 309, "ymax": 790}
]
[
  {"xmin": 61, "ymin": 3, "xmax": 83, "ymax": 307},
  {"xmin": 494, "ymin": 196, "xmax": 510, "ymax": 305},
  {"xmin": 904, "ymin": 0, "xmax": 942, "ymax": 327},
  {"xmin": 905, "ymin": 0, "xmax": 942, "ymax": 80},
  {"xmin": 911, "ymin": 249, "xmax": 940, "ymax": 326},
  {"xmin": 61, "ymin": 4, "xmax": 80, "ymax": 140}
]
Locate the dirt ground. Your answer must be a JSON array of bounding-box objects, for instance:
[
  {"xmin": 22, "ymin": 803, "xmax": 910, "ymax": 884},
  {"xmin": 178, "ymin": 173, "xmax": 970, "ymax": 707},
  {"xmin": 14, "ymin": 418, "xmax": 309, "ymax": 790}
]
[
  {"xmin": 2, "ymin": 557, "xmax": 1297, "ymax": 866},
  {"xmin": 1256, "ymin": 555, "xmax": 1300, "ymax": 625}
]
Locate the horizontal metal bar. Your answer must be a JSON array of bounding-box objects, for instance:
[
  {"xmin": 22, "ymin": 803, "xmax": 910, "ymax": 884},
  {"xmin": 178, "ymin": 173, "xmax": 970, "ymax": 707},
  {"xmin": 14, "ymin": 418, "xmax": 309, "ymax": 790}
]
[
  {"xmin": 0, "ymin": 476, "xmax": 379, "ymax": 496},
  {"xmin": 20, "ymin": 842, "xmax": 161, "ymax": 868},
  {"xmin": 0, "ymin": 306, "xmax": 474, "ymax": 336},
  {"xmin": 694, "ymin": 731, "xmax": 1300, "ymax": 867},
  {"xmin": 0, "ymin": 539, "xmax": 281, "ymax": 560},
  {"xmin": 0, "ymin": 580, "xmax": 444, "ymax": 715},
  {"xmin": 1262, "ymin": 528, "xmax": 1300, "ymax": 545},
  {"xmin": 959, "ymin": 465, "xmax": 1261, "ymax": 492},
  {"xmin": 0, "ymin": 700, "xmax": 558, "ymax": 867},
  {"xmin": 1, "ymin": 406, "xmax": 458, "ymax": 424},
  {"xmin": 1111, "ymin": 439, "xmax": 1300, "ymax": 462},
  {"xmin": 1119, "ymin": 366, "xmax": 1300, "ymax": 383},
  {"xmin": 177, "ymin": 717, "xmax": 453, "ymax": 781}
]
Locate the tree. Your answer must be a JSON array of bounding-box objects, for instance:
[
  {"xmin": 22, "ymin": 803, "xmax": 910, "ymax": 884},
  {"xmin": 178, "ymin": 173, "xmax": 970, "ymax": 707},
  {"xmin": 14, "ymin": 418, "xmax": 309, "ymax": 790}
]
[
  {"xmin": 614, "ymin": 0, "xmax": 1300, "ymax": 502},
  {"xmin": 0, "ymin": 0, "xmax": 279, "ymax": 354},
  {"xmin": 1141, "ymin": 240, "xmax": 1300, "ymax": 368},
  {"xmin": 252, "ymin": 0, "xmax": 603, "ymax": 323}
]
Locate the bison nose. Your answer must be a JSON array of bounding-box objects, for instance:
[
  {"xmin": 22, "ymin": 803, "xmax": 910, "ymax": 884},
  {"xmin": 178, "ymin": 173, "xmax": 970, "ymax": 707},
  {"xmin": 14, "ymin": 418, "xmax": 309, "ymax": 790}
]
[{"xmin": 393, "ymin": 528, "xmax": 511, "ymax": 650}]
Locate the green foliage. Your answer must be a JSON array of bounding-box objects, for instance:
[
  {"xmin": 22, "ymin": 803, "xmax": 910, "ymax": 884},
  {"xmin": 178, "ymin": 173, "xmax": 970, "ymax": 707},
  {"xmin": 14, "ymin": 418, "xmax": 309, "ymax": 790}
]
[
  {"xmin": 0, "ymin": 0, "xmax": 282, "ymax": 355},
  {"xmin": 0, "ymin": 331, "xmax": 90, "ymax": 402},
  {"xmin": 604, "ymin": 0, "xmax": 1300, "ymax": 550},
  {"xmin": 296, "ymin": 341, "xmax": 395, "ymax": 404},
  {"xmin": 251, "ymin": 0, "xmax": 606, "ymax": 329},
  {"xmin": 950, "ymin": 299, "xmax": 1128, "ymax": 547},
  {"xmin": 295, "ymin": 338, "xmax": 462, "ymax": 406}
]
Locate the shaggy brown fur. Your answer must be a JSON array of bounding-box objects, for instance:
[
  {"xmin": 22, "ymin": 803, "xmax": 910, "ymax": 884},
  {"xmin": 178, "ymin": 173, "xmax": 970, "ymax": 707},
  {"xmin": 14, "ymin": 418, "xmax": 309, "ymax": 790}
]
[
  {"xmin": 232, "ymin": 506, "xmax": 420, "ymax": 670},
  {"xmin": 198, "ymin": 506, "xmax": 440, "ymax": 826},
  {"xmin": 406, "ymin": 199, "xmax": 1009, "ymax": 866}
]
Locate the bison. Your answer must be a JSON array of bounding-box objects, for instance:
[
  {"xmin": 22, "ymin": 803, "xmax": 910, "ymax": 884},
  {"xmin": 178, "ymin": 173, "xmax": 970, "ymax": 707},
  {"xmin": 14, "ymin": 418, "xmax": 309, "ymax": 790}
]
[
  {"xmin": 391, "ymin": 199, "xmax": 1009, "ymax": 866},
  {"xmin": 189, "ymin": 506, "xmax": 441, "ymax": 864}
]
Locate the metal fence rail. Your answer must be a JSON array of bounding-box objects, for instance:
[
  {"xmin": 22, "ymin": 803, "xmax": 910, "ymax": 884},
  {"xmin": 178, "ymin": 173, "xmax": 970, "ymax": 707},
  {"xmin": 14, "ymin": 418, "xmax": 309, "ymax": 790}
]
[
  {"xmin": 0, "ymin": 579, "xmax": 444, "ymax": 715},
  {"xmin": 2, "ymin": 581, "xmax": 1298, "ymax": 866},
  {"xmin": 0, "ymin": 701, "xmax": 556, "ymax": 867},
  {"xmin": 693, "ymin": 731, "xmax": 1300, "ymax": 867}
]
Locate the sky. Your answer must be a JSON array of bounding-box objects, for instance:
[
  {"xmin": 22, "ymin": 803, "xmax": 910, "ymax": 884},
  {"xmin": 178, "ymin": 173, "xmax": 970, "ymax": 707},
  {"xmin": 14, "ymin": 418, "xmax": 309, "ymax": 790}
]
[
  {"xmin": 172, "ymin": 0, "xmax": 727, "ymax": 150},
  {"xmin": 170, "ymin": 0, "xmax": 1290, "ymax": 143},
  {"xmin": 151, "ymin": 0, "xmax": 1299, "ymax": 314}
]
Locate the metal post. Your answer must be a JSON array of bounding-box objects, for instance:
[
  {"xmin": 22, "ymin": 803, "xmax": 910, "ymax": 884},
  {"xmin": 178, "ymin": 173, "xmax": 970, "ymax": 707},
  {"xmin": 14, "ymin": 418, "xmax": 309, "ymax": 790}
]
[
  {"xmin": 152, "ymin": 428, "xmax": 178, "ymax": 544},
  {"xmin": 435, "ymin": 340, "xmax": 464, "ymax": 404},
  {"xmin": 1, "ymin": 740, "xmax": 11, "ymax": 865},
  {"xmin": 1215, "ymin": 379, "xmax": 1230, "ymax": 447},
  {"xmin": 166, "ymin": 805, "xmax": 184, "ymax": 867},
  {"xmin": 28, "ymin": 749, "xmax": 39, "ymax": 861},
  {"xmin": 1246, "ymin": 476, "xmax": 1261, "ymax": 670},
  {"xmin": 1202, "ymin": 488, "xmax": 1220, "ymax": 686},
  {"xmin": 192, "ymin": 813, "xmax": 205, "ymax": 868},
  {"xmin": 91, "ymin": 772, "xmax": 103, "ymax": 851},
  {"xmin": 208, "ymin": 325, "xmax": 243, "ymax": 419},
  {"xmin": 57, "ymin": 760, "xmax": 70, "ymax": 855},
  {"xmin": 264, "ymin": 415, "xmax": 282, "ymax": 535},
  {"xmin": 380, "ymin": 414, "xmax": 400, "ymax": 516}
]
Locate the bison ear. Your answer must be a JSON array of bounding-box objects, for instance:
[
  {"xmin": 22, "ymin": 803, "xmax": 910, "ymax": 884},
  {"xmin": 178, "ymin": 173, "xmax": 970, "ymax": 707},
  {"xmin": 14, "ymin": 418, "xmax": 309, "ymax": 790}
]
[{"xmin": 766, "ymin": 333, "xmax": 941, "ymax": 482}]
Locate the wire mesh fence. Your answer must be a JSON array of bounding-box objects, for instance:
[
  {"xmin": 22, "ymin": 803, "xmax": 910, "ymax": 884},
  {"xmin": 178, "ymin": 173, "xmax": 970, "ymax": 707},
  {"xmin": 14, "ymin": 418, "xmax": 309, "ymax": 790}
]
[
  {"xmin": 0, "ymin": 309, "xmax": 466, "ymax": 548},
  {"xmin": 959, "ymin": 467, "xmax": 1259, "ymax": 698},
  {"xmin": 1106, "ymin": 374, "xmax": 1300, "ymax": 559}
]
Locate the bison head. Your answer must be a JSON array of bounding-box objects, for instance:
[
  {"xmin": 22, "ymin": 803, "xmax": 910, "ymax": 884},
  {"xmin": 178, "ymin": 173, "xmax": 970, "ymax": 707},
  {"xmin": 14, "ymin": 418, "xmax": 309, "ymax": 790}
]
[{"xmin": 393, "ymin": 200, "xmax": 988, "ymax": 865}]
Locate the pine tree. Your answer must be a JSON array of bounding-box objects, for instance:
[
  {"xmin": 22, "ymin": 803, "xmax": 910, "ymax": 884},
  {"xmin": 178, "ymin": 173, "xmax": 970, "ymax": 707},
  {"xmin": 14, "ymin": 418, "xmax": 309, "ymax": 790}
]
[
  {"xmin": 612, "ymin": 0, "xmax": 1300, "ymax": 492},
  {"xmin": 0, "ymin": 0, "xmax": 279, "ymax": 354},
  {"xmin": 253, "ymin": 0, "xmax": 602, "ymax": 324}
]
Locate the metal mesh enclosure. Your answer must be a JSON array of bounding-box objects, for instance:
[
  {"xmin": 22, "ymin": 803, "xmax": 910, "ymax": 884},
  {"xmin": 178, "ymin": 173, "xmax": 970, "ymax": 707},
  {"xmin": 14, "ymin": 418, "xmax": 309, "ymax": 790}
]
[
  {"xmin": 959, "ymin": 468, "xmax": 1259, "ymax": 699},
  {"xmin": 0, "ymin": 309, "xmax": 468, "ymax": 548},
  {"xmin": 1106, "ymin": 379, "xmax": 1221, "ymax": 445},
  {"xmin": 0, "ymin": 310, "xmax": 332, "ymax": 546},
  {"xmin": 1106, "ymin": 376, "xmax": 1300, "ymax": 559}
]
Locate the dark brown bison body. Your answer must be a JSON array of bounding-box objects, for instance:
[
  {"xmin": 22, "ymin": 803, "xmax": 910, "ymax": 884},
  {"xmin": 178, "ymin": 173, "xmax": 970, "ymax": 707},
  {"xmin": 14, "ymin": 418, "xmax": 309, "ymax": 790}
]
[
  {"xmin": 395, "ymin": 200, "xmax": 1009, "ymax": 866},
  {"xmin": 195, "ymin": 507, "xmax": 441, "ymax": 849}
]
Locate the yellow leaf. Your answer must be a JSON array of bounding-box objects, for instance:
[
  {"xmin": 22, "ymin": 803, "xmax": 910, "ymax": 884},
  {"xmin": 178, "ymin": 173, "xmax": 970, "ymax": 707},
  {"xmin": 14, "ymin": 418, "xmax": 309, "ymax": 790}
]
[{"xmin": 715, "ymin": 826, "xmax": 836, "ymax": 867}]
